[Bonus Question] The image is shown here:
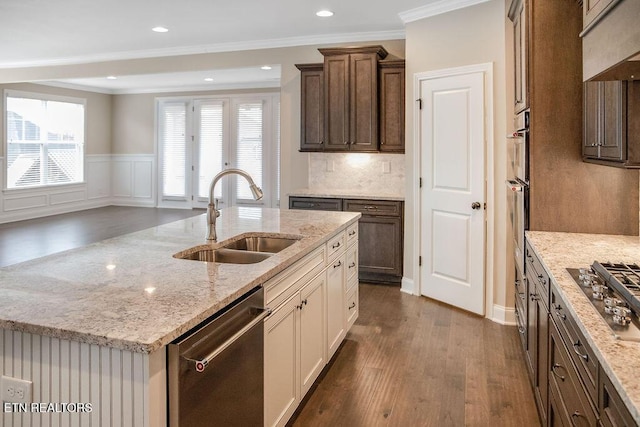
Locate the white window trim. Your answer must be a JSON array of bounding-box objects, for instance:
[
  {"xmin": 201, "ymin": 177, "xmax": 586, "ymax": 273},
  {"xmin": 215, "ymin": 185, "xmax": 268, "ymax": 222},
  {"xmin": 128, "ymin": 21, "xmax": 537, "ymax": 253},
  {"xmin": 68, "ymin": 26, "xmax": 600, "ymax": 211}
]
[{"xmin": 3, "ymin": 89, "xmax": 87, "ymax": 192}]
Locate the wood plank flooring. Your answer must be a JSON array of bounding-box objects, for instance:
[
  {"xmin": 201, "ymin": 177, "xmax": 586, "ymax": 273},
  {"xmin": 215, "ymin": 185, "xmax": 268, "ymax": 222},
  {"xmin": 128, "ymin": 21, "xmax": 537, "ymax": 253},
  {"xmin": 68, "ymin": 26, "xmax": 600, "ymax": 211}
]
[
  {"xmin": 0, "ymin": 206, "xmax": 204, "ymax": 267},
  {"xmin": 291, "ymin": 284, "xmax": 541, "ymax": 427}
]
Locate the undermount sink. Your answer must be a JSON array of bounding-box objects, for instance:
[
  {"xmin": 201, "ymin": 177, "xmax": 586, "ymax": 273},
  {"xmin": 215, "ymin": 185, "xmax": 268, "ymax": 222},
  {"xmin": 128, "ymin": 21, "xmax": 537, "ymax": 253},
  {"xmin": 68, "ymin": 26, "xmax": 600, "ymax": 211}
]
[{"xmin": 174, "ymin": 234, "xmax": 302, "ymax": 264}]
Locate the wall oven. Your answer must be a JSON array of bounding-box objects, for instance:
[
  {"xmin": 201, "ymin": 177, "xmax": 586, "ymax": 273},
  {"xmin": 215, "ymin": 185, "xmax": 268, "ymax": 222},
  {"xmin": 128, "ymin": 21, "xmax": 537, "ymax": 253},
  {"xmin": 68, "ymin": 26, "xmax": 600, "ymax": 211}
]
[{"xmin": 507, "ymin": 110, "xmax": 529, "ymax": 275}]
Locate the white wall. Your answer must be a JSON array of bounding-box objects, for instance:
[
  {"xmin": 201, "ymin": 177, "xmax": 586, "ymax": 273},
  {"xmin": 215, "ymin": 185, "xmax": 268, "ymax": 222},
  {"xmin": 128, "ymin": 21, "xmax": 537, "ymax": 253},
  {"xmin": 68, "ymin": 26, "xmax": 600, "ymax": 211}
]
[{"xmin": 403, "ymin": 0, "xmax": 510, "ymax": 321}]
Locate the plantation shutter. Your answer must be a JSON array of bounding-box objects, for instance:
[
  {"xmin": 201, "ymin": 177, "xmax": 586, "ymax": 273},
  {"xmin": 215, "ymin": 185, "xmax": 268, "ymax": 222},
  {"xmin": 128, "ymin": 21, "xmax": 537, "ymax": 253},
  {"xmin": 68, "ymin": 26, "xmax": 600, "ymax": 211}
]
[
  {"xmin": 235, "ymin": 101, "xmax": 263, "ymax": 201},
  {"xmin": 160, "ymin": 102, "xmax": 187, "ymax": 198}
]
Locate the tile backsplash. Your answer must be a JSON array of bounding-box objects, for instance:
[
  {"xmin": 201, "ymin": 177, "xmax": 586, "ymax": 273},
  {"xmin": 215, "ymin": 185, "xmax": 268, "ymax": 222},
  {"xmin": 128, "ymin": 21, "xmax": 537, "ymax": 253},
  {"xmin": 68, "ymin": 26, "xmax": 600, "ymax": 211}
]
[{"xmin": 309, "ymin": 153, "xmax": 405, "ymax": 195}]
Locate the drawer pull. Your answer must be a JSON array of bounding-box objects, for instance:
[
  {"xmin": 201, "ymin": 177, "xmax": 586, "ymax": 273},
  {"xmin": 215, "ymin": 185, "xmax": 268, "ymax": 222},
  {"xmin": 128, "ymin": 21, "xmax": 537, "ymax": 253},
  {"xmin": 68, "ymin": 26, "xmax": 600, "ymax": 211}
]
[
  {"xmin": 538, "ymin": 274, "xmax": 547, "ymax": 285},
  {"xmin": 333, "ymin": 261, "xmax": 342, "ymax": 269},
  {"xmin": 551, "ymin": 363, "xmax": 566, "ymax": 382},
  {"xmin": 348, "ymin": 262, "xmax": 356, "ymax": 269},
  {"xmin": 570, "ymin": 411, "xmax": 586, "ymax": 426},
  {"xmin": 554, "ymin": 304, "xmax": 567, "ymax": 321},
  {"xmin": 529, "ymin": 292, "xmax": 539, "ymax": 301},
  {"xmin": 332, "ymin": 241, "xmax": 341, "ymax": 249},
  {"xmin": 572, "ymin": 341, "xmax": 589, "ymax": 361},
  {"xmin": 348, "ymin": 230, "xmax": 356, "ymax": 237},
  {"xmin": 348, "ymin": 302, "xmax": 356, "ymax": 310}
]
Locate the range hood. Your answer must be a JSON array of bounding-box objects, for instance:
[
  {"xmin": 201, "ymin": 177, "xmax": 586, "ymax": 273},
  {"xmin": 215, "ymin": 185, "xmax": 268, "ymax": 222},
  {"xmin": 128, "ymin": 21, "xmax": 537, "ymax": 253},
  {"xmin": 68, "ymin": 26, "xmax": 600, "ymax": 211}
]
[{"xmin": 582, "ymin": 0, "xmax": 640, "ymax": 81}]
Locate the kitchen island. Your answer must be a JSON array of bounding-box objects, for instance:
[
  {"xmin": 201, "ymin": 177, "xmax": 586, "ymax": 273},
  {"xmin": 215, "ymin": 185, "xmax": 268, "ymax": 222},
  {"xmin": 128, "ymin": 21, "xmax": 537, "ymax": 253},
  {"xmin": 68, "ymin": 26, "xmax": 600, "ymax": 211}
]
[
  {"xmin": 526, "ymin": 231, "xmax": 640, "ymax": 424},
  {"xmin": 0, "ymin": 207, "xmax": 360, "ymax": 427}
]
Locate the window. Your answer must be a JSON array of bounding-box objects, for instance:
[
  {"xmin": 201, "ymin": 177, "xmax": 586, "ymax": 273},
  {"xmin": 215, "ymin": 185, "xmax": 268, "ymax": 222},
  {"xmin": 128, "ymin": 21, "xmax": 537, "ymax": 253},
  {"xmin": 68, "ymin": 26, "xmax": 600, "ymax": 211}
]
[
  {"xmin": 157, "ymin": 94, "xmax": 279, "ymax": 210},
  {"xmin": 5, "ymin": 91, "xmax": 85, "ymax": 189}
]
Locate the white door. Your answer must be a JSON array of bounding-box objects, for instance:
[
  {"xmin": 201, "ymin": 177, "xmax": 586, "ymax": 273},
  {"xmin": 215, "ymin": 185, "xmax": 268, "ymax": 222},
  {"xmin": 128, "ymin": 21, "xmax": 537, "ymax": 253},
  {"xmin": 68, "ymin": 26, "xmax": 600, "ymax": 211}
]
[{"xmin": 419, "ymin": 69, "xmax": 486, "ymax": 315}]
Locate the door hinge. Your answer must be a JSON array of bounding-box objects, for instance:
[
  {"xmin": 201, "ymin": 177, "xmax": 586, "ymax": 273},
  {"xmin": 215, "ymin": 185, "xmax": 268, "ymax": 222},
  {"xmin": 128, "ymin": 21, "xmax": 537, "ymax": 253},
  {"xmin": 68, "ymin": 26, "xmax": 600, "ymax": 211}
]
[
  {"xmin": 191, "ymin": 135, "xmax": 194, "ymax": 142},
  {"xmin": 419, "ymin": 256, "xmax": 422, "ymax": 267},
  {"xmin": 416, "ymin": 98, "xmax": 422, "ymax": 110},
  {"xmin": 191, "ymin": 195, "xmax": 194, "ymax": 201},
  {"xmin": 191, "ymin": 165, "xmax": 194, "ymax": 171},
  {"xmin": 419, "ymin": 177, "xmax": 423, "ymax": 188},
  {"xmin": 484, "ymin": 202, "xmax": 487, "ymax": 210}
]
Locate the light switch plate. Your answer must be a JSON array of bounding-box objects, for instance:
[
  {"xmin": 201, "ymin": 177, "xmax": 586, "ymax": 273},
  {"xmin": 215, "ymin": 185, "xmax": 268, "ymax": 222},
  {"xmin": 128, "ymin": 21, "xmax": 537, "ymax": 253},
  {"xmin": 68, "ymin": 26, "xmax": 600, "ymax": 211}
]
[
  {"xmin": 1, "ymin": 375, "xmax": 32, "ymax": 404},
  {"xmin": 382, "ymin": 161, "xmax": 391, "ymax": 174},
  {"xmin": 326, "ymin": 160, "xmax": 335, "ymax": 172}
]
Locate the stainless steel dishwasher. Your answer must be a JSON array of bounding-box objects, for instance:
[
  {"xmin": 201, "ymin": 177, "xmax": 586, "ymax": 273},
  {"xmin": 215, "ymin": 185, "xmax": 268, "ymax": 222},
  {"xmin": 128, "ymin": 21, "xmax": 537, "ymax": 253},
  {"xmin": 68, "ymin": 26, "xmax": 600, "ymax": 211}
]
[{"xmin": 168, "ymin": 286, "xmax": 270, "ymax": 426}]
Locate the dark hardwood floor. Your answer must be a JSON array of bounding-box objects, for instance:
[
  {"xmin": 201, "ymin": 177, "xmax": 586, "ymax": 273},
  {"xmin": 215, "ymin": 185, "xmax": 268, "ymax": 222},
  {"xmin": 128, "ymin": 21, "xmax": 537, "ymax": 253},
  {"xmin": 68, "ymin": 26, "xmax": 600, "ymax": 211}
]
[
  {"xmin": 291, "ymin": 284, "xmax": 541, "ymax": 427},
  {"xmin": 0, "ymin": 207, "xmax": 540, "ymax": 426},
  {"xmin": 0, "ymin": 206, "xmax": 204, "ymax": 267}
]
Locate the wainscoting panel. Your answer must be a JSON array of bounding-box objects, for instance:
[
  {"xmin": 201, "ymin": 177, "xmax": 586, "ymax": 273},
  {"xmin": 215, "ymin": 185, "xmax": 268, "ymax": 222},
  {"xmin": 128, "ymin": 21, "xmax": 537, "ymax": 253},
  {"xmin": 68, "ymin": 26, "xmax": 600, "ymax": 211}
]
[
  {"xmin": 86, "ymin": 155, "xmax": 111, "ymax": 200},
  {"xmin": 0, "ymin": 329, "xmax": 165, "ymax": 427},
  {"xmin": 111, "ymin": 155, "xmax": 155, "ymax": 207}
]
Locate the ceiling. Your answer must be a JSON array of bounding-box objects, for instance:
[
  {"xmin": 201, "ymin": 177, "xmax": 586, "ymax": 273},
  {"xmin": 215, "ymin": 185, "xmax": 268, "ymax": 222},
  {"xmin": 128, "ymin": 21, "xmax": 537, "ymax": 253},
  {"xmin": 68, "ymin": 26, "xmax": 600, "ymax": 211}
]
[{"xmin": 0, "ymin": 0, "xmax": 484, "ymax": 92}]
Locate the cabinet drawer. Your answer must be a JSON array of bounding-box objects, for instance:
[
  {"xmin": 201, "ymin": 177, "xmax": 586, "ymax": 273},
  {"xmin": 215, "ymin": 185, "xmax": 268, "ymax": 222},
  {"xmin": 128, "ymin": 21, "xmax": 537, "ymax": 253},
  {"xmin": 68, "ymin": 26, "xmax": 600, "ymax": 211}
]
[
  {"xmin": 346, "ymin": 284, "xmax": 358, "ymax": 330},
  {"xmin": 327, "ymin": 231, "xmax": 346, "ymax": 261},
  {"xmin": 550, "ymin": 284, "xmax": 598, "ymax": 406},
  {"xmin": 343, "ymin": 199, "xmax": 402, "ymax": 217},
  {"xmin": 514, "ymin": 292, "xmax": 527, "ymax": 350},
  {"xmin": 289, "ymin": 196, "xmax": 342, "ymax": 211},
  {"xmin": 599, "ymin": 365, "xmax": 636, "ymax": 427},
  {"xmin": 346, "ymin": 222, "xmax": 358, "ymax": 244},
  {"xmin": 525, "ymin": 240, "xmax": 550, "ymax": 309},
  {"xmin": 549, "ymin": 323, "xmax": 598, "ymax": 427},
  {"xmin": 265, "ymin": 246, "xmax": 326, "ymax": 308},
  {"xmin": 346, "ymin": 241, "xmax": 358, "ymax": 285}
]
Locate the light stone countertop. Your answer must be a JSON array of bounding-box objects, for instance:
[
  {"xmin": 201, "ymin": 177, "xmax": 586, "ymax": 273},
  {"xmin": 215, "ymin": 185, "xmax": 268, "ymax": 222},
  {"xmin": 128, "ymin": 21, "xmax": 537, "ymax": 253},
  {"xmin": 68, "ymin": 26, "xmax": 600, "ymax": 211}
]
[
  {"xmin": 288, "ymin": 188, "xmax": 405, "ymax": 201},
  {"xmin": 0, "ymin": 207, "xmax": 360, "ymax": 354},
  {"xmin": 526, "ymin": 231, "xmax": 640, "ymax": 423}
]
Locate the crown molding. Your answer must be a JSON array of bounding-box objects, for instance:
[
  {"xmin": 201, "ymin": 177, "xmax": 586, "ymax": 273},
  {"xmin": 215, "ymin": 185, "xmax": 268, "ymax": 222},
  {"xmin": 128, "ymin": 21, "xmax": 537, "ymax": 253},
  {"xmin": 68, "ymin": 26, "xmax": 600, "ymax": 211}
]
[
  {"xmin": 399, "ymin": 0, "xmax": 491, "ymax": 23},
  {"xmin": 0, "ymin": 30, "xmax": 406, "ymax": 69},
  {"xmin": 36, "ymin": 80, "xmax": 281, "ymax": 95}
]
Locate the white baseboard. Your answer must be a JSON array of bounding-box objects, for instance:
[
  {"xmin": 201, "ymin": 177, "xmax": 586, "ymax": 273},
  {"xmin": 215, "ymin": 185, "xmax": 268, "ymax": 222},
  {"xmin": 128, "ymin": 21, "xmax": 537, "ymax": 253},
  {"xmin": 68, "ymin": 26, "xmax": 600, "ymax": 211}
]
[
  {"xmin": 491, "ymin": 304, "xmax": 516, "ymax": 326},
  {"xmin": 400, "ymin": 277, "xmax": 416, "ymax": 295}
]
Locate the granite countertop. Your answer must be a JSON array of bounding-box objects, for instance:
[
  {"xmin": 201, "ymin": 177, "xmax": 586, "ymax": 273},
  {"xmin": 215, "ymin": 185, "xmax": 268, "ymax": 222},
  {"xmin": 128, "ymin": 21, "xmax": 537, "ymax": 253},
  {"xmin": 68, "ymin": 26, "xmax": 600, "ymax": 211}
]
[
  {"xmin": 0, "ymin": 207, "xmax": 360, "ymax": 354},
  {"xmin": 526, "ymin": 231, "xmax": 640, "ymax": 422},
  {"xmin": 288, "ymin": 188, "xmax": 404, "ymax": 201}
]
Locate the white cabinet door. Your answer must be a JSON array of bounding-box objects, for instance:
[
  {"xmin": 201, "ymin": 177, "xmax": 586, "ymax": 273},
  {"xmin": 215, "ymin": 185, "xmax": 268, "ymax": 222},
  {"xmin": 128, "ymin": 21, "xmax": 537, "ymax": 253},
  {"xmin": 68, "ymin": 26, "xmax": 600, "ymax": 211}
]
[
  {"xmin": 264, "ymin": 294, "xmax": 299, "ymax": 427},
  {"xmin": 326, "ymin": 253, "xmax": 346, "ymax": 360},
  {"xmin": 299, "ymin": 273, "xmax": 326, "ymax": 397}
]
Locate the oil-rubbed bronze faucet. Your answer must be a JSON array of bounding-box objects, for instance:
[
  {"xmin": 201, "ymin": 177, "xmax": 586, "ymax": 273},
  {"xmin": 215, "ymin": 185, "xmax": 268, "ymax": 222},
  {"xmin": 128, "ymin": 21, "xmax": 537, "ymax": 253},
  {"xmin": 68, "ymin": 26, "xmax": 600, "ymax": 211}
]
[{"xmin": 206, "ymin": 169, "xmax": 263, "ymax": 241}]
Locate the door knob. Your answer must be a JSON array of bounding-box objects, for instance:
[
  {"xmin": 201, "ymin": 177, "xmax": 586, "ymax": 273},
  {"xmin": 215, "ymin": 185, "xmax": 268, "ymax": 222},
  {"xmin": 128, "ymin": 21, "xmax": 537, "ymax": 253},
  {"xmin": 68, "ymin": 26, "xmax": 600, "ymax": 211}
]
[{"xmin": 471, "ymin": 202, "xmax": 482, "ymax": 210}]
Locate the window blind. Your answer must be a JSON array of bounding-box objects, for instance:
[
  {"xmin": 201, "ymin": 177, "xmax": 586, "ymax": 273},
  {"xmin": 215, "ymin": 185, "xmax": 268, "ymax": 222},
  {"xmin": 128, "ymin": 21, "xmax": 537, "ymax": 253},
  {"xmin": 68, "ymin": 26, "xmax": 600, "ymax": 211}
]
[
  {"xmin": 235, "ymin": 101, "xmax": 263, "ymax": 200},
  {"xmin": 6, "ymin": 95, "xmax": 84, "ymax": 189},
  {"xmin": 198, "ymin": 101, "xmax": 224, "ymax": 199},
  {"xmin": 160, "ymin": 102, "xmax": 187, "ymax": 198}
]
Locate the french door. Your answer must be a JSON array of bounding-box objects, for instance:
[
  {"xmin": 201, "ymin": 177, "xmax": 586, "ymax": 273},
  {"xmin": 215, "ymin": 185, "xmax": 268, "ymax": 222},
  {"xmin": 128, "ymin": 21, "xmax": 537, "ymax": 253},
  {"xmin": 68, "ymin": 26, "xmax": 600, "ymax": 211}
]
[{"xmin": 157, "ymin": 94, "xmax": 279, "ymax": 209}]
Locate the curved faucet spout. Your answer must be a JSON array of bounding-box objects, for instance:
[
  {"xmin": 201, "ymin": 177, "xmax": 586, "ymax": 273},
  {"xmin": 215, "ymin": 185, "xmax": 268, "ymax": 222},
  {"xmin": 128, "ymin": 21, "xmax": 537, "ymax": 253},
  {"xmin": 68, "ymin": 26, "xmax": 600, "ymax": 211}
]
[{"xmin": 206, "ymin": 168, "xmax": 263, "ymax": 241}]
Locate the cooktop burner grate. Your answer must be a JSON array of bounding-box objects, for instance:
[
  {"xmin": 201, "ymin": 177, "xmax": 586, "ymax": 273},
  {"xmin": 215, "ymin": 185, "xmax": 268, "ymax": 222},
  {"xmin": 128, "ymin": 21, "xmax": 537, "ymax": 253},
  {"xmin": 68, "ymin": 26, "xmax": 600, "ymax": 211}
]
[{"xmin": 592, "ymin": 262, "xmax": 640, "ymax": 319}]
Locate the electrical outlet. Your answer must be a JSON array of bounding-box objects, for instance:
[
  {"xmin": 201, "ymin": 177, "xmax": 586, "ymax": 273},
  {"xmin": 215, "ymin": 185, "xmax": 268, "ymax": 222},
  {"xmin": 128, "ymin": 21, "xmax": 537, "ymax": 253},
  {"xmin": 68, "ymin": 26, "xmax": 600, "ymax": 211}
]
[{"xmin": 1, "ymin": 376, "xmax": 32, "ymax": 404}]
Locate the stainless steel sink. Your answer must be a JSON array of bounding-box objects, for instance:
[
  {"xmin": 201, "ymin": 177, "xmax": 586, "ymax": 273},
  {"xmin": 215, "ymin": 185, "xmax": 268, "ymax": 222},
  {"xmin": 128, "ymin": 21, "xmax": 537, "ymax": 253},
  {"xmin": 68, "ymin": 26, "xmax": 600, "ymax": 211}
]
[
  {"xmin": 221, "ymin": 236, "xmax": 299, "ymax": 253},
  {"xmin": 174, "ymin": 234, "xmax": 302, "ymax": 264},
  {"xmin": 178, "ymin": 248, "xmax": 273, "ymax": 264}
]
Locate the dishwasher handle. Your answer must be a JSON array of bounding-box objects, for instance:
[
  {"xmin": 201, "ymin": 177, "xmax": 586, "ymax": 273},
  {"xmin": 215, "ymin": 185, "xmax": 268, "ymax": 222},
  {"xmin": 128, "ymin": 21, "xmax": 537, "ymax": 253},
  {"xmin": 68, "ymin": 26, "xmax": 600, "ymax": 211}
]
[{"xmin": 185, "ymin": 307, "xmax": 272, "ymax": 373}]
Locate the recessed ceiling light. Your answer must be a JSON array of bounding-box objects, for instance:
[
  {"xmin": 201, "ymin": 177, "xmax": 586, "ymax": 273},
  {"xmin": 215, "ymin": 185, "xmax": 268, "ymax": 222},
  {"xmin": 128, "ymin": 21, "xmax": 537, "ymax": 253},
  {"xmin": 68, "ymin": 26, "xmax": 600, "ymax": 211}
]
[
  {"xmin": 261, "ymin": 65, "xmax": 272, "ymax": 70},
  {"xmin": 106, "ymin": 76, "xmax": 117, "ymax": 80},
  {"xmin": 316, "ymin": 10, "xmax": 334, "ymax": 17},
  {"xmin": 152, "ymin": 26, "xmax": 169, "ymax": 33},
  {"xmin": 204, "ymin": 77, "xmax": 214, "ymax": 82}
]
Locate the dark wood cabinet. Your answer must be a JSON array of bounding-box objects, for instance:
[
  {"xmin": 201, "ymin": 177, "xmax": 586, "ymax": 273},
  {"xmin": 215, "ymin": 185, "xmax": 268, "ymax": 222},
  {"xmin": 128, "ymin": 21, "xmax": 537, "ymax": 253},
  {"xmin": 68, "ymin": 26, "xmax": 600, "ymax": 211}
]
[
  {"xmin": 295, "ymin": 63, "xmax": 324, "ymax": 151},
  {"xmin": 525, "ymin": 242, "xmax": 550, "ymax": 424},
  {"xmin": 599, "ymin": 366, "xmax": 636, "ymax": 427},
  {"xmin": 297, "ymin": 46, "xmax": 404, "ymax": 153},
  {"xmin": 288, "ymin": 196, "xmax": 342, "ymax": 211},
  {"xmin": 508, "ymin": 0, "xmax": 529, "ymax": 114},
  {"xmin": 319, "ymin": 47, "xmax": 387, "ymax": 152},
  {"xmin": 289, "ymin": 196, "xmax": 403, "ymax": 284},
  {"xmin": 343, "ymin": 199, "xmax": 403, "ymax": 283},
  {"xmin": 583, "ymin": 80, "xmax": 640, "ymax": 168},
  {"xmin": 583, "ymin": 80, "xmax": 627, "ymax": 163},
  {"xmin": 379, "ymin": 60, "xmax": 405, "ymax": 153}
]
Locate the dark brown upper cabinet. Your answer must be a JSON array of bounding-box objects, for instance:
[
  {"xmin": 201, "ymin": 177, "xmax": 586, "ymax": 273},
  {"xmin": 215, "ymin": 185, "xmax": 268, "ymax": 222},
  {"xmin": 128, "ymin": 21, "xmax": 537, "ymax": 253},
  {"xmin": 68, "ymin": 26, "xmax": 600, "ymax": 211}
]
[
  {"xmin": 583, "ymin": 80, "xmax": 640, "ymax": 167},
  {"xmin": 379, "ymin": 60, "xmax": 405, "ymax": 153},
  {"xmin": 295, "ymin": 63, "xmax": 324, "ymax": 151},
  {"xmin": 509, "ymin": 0, "xmax": 530, "ymax": 114},
  {"xmin": 297, "ymin": 46, "xmax": 405, "ymax": 153}
]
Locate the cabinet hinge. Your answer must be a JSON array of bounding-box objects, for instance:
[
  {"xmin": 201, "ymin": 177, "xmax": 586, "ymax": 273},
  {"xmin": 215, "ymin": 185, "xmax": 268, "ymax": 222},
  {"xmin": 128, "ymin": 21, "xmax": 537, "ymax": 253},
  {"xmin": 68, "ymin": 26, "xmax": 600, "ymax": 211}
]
[
  {"xmin": 416, "ymin": 98, "xmax": 422, "ymax": 110},
  {"xmin": 419, "ymin": 256, "xmax": 422, "ymax": 267}
]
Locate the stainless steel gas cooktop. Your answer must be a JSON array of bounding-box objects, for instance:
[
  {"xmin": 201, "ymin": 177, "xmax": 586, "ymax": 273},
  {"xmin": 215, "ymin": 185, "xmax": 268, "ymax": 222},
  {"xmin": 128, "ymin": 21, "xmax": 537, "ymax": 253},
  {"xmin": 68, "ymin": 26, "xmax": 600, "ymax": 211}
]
[{"xmin": 567, "ymin": 262, "xmax": 640, "ymax": 342}]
